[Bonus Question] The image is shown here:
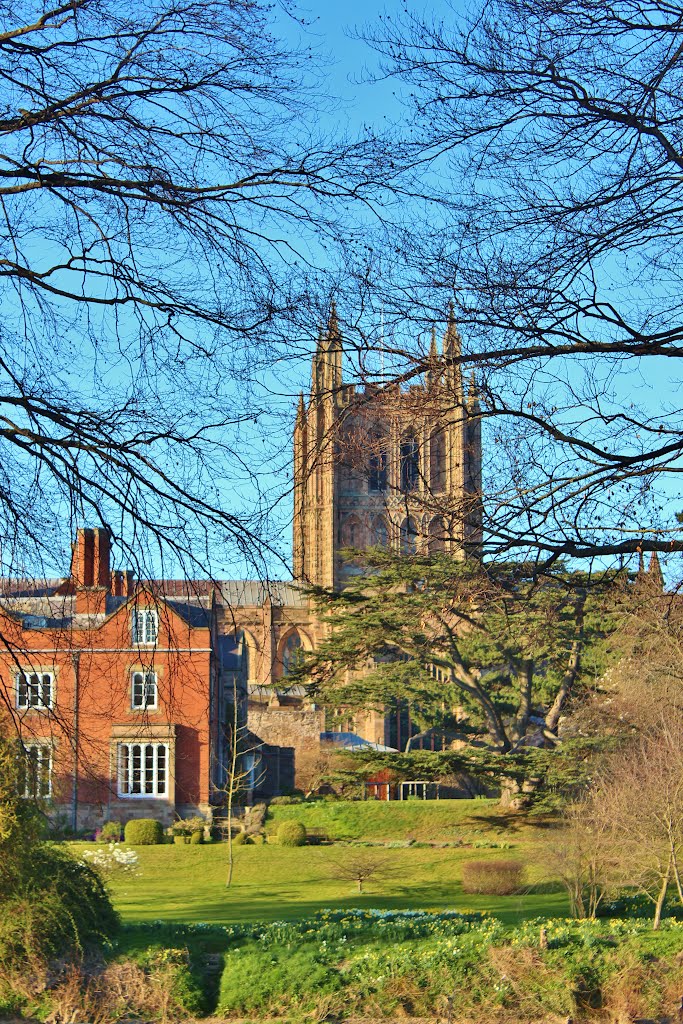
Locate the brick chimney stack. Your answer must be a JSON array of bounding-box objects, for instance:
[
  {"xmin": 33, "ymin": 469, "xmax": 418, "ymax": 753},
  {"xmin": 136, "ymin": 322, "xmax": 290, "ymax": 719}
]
[
  {"xmin": 110, "ymin": 568, "xmax": 135, "ymax": 599},
  {"xmin": 72, "ymin": 528, "xmax": 111, "ymax": 614}
]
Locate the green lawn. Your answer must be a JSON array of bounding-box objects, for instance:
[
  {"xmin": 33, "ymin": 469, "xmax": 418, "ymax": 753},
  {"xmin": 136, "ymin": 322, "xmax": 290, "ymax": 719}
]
[
  {"xmin": 78, "ymin": 800, "xmax": 567, "ymax": 927},
  {"xmin": 264, "ymin": 797, "xmax": 505, "ymax": 841},
  {"xmin": 102, "ymin": 847, "xmax": 566, "ymax": 928}
]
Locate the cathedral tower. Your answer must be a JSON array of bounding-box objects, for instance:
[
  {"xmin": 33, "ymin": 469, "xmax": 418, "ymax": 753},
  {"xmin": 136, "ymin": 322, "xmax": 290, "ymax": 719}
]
[{"xmin": 293, "ymin": 305, "xmax": 482, "ymax": 589}]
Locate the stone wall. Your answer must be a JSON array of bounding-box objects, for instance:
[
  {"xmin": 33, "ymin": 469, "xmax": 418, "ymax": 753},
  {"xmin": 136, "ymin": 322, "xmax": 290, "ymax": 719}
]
[{"xmin": 249, "ymin": 702, "xmax": 325, "ymax": 792}]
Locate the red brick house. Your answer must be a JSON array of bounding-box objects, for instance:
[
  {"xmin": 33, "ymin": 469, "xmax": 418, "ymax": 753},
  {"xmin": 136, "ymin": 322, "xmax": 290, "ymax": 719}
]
[
  {"xmin": 0, "ymin": 528, "xmax": 236, "ymax": 829},
  {"xmin": 0, "ymin": 310, "xmax": 486, "ymax": 818}
]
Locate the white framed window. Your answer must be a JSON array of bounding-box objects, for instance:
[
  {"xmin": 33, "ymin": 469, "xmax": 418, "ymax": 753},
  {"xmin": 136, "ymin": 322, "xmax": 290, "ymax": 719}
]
[
  {"xmin": 132, "ymin": 608, "xmax": 158, "ymax": 645},
  {"xmin": 19, "ymin": 743, "xmax": 52, "ymax": 798},
  {"xmin": 131, "ymin": 671, "xmax": 157, "ymax": 710},
  {"xmin": 16, "ymin": 672, "xmax": 53, "ymax": 710},
  {"xmin": 117, "ymin": 742, "xmax": 167, "ymax": 797}
]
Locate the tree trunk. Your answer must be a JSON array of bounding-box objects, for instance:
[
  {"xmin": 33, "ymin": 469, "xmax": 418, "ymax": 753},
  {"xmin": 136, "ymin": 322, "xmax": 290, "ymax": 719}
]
[
  {"xmin": 358, "ymin": 878, "xmax": 363, "ymax": 893},
  {"xmin": 654, "ymin": 856, "xmax": 672, "ymax": 930},
  {"xmin": 513, "ymin": 659, "xmax": 534, "ymax": 740},
  {"xmin": 545, "ymin": 596, "xmax": 585, "ymax": 734},
  {"xmin": 225, "ymin": 678, "xmax": 240, "ymax": 888},
  {"xmin": 450, "ymin": 664, "xmax": 512, "ymax": 751},
  {"xmin": 671, "ymin": 845, "xmax": 683, "ymax": 906}
]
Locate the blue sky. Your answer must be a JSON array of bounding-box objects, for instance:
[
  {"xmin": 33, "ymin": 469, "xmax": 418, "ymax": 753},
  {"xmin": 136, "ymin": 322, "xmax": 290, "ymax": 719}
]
[{"xmin": 18, "ymin": 0, "xmax": 679, "ymax": 584}]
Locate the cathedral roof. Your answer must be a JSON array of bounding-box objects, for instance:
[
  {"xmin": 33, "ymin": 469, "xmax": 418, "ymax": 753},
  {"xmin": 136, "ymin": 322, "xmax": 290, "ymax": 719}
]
[{"xmin": 154, "ymin": 578, "xmax": 308, "ymax": 608}]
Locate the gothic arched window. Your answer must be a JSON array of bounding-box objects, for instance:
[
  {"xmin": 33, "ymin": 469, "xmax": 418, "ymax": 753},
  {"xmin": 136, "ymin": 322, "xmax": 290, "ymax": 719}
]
[
  {"xmin": 400, "ymin": 434, "xmax": 420, "ymax": 492},
  {"xmin": 428, "ymin": 517, "xmax": 447, "ymax": 554},
  {"xmin": 370, "ymin": 516, "xmax": 388, "ymax": 549},
  {"xmin": 340, "ymin": 514, "xmax": 363, "ymax": 548},
  {"xmin": 430, "ymin": 431, "xmax": 446, "ymax": 492},
  {"xmin": 281, "ymin": 631, "xmax": 304, "ymax": 678},
  {"xmin": 400, "ymin": 517, "xmax": 419, "ymax": 554},
  {"xmin": 237, "ymin": 630, "xmax": 258, "ymax": 684},
  {"xmin": 368, "ymin": 434, "xmax": 388, "ymax": 492}
]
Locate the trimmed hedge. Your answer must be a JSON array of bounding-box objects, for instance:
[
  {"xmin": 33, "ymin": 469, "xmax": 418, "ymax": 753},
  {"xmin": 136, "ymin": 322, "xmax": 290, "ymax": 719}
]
[
  {"xmin": 232, "ymin": 831, "xmax": 250, "ymax": 846},
  {"xmin": 461, "ymin": 858, "xmax": 525, "ymax": 895},
  {"xmin": 124, "ymin": 818, "xmax": 164, "ymax": 846},
  {"xmin": 189, "ymin": 830, "xmax": 204, "ymax": 845},
  {"xmin": 277, "ymin": 820, "xmax": 306, "ymax": 847}
]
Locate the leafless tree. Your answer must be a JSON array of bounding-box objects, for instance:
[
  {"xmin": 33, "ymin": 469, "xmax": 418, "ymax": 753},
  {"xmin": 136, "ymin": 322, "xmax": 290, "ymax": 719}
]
[
  {"xmin": 352, "ymin": 0, "xmax": 683, "ymax": 568},
  {"xmin": 214, "ymin": 673, "xmax": 266, "ymax": 888},
  {"xmin": 331, "ymin": 850, "xmax": 392, "ymax": 893},
  {"xmin": 294, "ymin": 741, "xmax": 342, "ymax": 798},
  {"xmin": 540, "ymin": 797, "xmax": 614, "ymax": 919},
  {"xmin": 591, "ymin": 722, "xmax": 683, "ymax": 928},
  {"xmin": 0, "ymin": 0, "xmax": 391, "ymax": 581}
]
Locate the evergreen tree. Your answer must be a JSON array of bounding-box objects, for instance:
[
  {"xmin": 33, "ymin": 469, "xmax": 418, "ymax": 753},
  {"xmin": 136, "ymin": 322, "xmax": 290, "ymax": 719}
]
[{"xmin": 302, "ymin": 552, "xmax": 617, "ymax": 755}]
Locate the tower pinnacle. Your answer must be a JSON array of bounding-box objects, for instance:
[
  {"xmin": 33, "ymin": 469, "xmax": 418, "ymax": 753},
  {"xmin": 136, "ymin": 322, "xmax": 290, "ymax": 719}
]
[{"xmin": 443, "ymin": 301, "xmax": 461, "ymax": 357}]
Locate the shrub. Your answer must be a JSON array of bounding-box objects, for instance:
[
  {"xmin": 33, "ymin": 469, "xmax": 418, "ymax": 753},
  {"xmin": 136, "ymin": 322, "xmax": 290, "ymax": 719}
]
[
  {"xmin": 81, "ymin": 845, "xmax": 139, "ymax": 877},
  {"xmin": 171, "ymin": 815, "xmax": 206, "ymax": 837},
  {"xmin": 42, "ymin": 955, "xmax": 205, "ymax": 1022},
  {"xmin": 232, "ymin": 831, "xmax": 250, "ymax": 846},
  {"xmin": 277, "ymin": 820, "xmax": 306, "ymax": 847},
  {"xmin": 189, "ymin": 830, "xmax": 204, "ymax": 845},
  {"xmin": 98, "ymin": 820, "xmax": 122, "ymax": 843},
  {"xmin": 124, "ymin": 819, "xmax": 164, "ymax": 846},
  {"xmin": 0, "ymin": 845, "xmax": 118, "ymax": 972},
  {"xmin": 461, "ymin": 858, "xmax": 525, "ymax": 895},
  {"xmin": 250, "ymin": 833, "xmax": 265, "ymax": 845},
  {"xmin": 173, "ymin": 835, "xmax": 188, "ymax": 846},
  {"xmin": 269, "ymin": 795, "xmax": 302, "ymax": 806}
]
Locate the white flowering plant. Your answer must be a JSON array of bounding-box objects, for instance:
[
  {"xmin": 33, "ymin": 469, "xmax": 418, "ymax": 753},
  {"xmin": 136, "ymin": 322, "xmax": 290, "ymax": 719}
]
[{"xmin": 81, "ymin": 843, "xmax": 140, "ymax": 877}]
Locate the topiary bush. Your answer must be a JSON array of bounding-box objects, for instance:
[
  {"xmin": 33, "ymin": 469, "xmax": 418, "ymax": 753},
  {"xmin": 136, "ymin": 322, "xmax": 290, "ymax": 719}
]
[
  {"xmin": 461, "ymin": 858, "xmax": 525, "ymax": 895},
  {"xmin": 189, "ymin": 829, "xmax": 204, "ymax": 845},
  {"xmin": 99, "ymin": 820, "xmax": 122, "ymax": 843},
  {"xmin": 232, "ymin": 831, "xmax": 250, "ymax": 846},
  {"xmin": 124, "ymin": 818, "xmax": 164, "ymax": 846},
  {"xmin": 277, "ymin": 820, "xmax": 306, "ymax": 847}
]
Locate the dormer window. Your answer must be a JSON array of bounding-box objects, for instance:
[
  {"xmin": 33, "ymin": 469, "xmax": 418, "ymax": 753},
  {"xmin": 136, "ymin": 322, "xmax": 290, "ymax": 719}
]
[
  {"xmin": 132, "ymin": 609, "xmax": 158, "ymax": 645},
  {"xmin": 131, "ymin": 671, "xmax": 158, "ymax": 710}
]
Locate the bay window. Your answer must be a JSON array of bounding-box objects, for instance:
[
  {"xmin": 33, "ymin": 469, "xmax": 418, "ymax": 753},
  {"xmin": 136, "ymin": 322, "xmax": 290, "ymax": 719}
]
[{"xmin": 117, "ymin": 742, "xmax": 167, "ymax": 797}]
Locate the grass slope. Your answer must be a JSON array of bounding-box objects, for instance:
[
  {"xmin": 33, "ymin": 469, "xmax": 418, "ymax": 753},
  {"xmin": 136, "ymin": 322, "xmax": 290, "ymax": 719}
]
[
  {"xmin": 83, "ymin": 801, "xmax": 564, "ymax": 926},
  {"xmin": 104, "ymin": 846, "xmax": 566, "ymax": 927},
  {"xmin": 264, "ymin": 798, "xmax": 507, "ymax": 841}
]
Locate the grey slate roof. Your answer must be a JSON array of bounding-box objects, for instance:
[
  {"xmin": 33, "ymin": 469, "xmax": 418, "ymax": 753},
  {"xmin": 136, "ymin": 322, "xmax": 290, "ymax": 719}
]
[
  {"xmin": 152, "ymin": 578, "xmax": 308, "ymax": 608},
  {"xmin": 216, "ymin": 580, "xmax": 308, "ymax": 608},
  {"xmin": 0, "ymin": 577, "xmax": 308, "ymax": 629}
]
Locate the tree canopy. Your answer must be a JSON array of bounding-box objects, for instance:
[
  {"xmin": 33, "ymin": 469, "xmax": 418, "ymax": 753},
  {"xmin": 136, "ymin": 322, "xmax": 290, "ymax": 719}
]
[{"xmin": 301, "ymin": 551, "xmax": 618, "ymax": 754}]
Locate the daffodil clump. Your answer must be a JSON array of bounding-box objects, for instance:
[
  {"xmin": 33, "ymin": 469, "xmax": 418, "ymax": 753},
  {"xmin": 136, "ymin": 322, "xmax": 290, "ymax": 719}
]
[{"xmin": 213, "ymin": 910, "xmax": 683, "ymax": 1021}]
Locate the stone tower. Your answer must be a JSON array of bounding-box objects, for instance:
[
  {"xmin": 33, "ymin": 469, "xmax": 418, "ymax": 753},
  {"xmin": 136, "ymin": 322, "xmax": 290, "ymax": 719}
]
[{"xmin": 293, "ymin": 305, "xmax": 482, "ymax": 589}]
